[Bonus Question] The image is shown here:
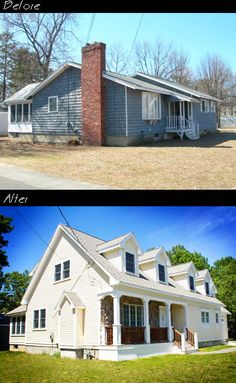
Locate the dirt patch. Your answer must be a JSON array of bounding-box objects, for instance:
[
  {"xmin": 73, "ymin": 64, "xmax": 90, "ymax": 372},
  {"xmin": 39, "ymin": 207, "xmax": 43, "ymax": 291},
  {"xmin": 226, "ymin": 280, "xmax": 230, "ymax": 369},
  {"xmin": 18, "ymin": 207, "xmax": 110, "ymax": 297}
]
[{"xmin": 0, "ymin": 130, "xmax": 236, "ymax": 189}]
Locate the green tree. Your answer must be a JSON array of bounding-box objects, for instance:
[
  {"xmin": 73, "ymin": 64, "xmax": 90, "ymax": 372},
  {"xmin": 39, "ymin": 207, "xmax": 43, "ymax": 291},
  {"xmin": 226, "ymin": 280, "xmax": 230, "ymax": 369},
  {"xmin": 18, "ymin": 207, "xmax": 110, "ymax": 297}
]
[
  {"xmin": 167, "ymin": 244, "xmax": 210, "ymax": 270},
  {"xmin": 210, "ymin": 257, "xmax": 236, "ymax": 339},
  {"xmin": 9, "ymin": 47, "xmax": 44, "ymax": 93},
  {"xmin": 0, "ymin": 270, "xmax": 31, "ymax": 313},
  {"xmin": 0, "ymin": 214, "xmax": 13, "ymax": 272}
]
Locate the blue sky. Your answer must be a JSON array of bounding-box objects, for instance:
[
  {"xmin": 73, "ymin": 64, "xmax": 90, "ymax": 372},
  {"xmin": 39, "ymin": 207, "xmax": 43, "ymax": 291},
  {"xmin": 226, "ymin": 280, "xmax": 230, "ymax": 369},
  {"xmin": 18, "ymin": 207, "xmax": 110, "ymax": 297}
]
[
  {"xmin": 1, "ymin": 206, "xmax": 236, "ymax": 274},
  {"xmin": 73, "ymin": 13, "xmax": 236, "ymax": 72}
]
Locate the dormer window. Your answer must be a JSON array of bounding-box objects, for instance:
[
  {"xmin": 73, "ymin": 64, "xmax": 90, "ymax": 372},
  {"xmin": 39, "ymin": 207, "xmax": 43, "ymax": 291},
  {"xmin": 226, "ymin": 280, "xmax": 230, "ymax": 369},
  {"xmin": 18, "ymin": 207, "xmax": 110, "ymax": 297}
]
[
  {"xmin": 189, "ymin": 276, "xmax": 195, "ymax": 291},
  {"xmin": 158, "ymin": 264, "xmax": 166, "ymax": 283},
  {"xmin": 126, "ymin": 252, "xmax": 135, "ymax": 273},
  {"xmin": 205, "ymin": 282, "xmax": 210, "ymax": 296}
]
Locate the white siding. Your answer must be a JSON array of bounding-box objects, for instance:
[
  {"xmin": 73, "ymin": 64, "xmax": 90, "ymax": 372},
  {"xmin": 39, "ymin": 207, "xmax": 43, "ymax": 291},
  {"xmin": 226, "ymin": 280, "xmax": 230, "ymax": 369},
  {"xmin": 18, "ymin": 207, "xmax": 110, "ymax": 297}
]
[
  {"xmin": 139, "ymin": 261, "xmax": 156, "ymax": 281},
  {"xmin": 188, "ymin": 304, "xmax": 223, "ymax": 341},
  {"xmin": 60, "ymin": 298, "xmax": 74, "ymax": 347}
]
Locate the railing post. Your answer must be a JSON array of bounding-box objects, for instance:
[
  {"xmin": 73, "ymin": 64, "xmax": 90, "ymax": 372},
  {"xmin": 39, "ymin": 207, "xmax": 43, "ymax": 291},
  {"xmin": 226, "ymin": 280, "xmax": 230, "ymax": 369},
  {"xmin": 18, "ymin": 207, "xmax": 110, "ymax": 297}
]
[
  {"xmin": 181, "ymin": 333, "xmax": 186, "ymax": 352},
  {"xmin": 194, "ymin": 332, "xmax": 198, "ymax": 350}
]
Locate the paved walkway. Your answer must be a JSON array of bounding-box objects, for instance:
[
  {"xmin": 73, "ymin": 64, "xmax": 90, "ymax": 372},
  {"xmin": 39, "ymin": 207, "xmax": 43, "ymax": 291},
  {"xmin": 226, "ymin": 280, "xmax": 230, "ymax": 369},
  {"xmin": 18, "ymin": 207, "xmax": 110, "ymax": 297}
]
[
  {"xmin": 0, "ymin": 163, "xmax": 109, "ymax": 190},
  {"xmin": 192, "ymin": 347, "xmax": 236, "ymax": 355}
]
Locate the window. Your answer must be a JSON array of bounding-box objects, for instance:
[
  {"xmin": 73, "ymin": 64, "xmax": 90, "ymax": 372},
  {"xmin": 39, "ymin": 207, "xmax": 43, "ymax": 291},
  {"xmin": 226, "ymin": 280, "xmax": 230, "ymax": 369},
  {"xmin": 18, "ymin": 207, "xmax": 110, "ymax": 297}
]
[
  {"xmin": 11, "ymin": 316, "xmax": 25, "ymax": 335},
  {"xmin": 63, "ymin": 260, "xmax": 70, "ymax": 279},
  {"xmin": 10, "ymin": 105, "xmax": 16, "ymax": 123},
  {"xmin": 54, "ymin": 264, "xmax": 61, "ymax": 281},
  {"xmin": 216, "ymin": 313, "xmax": 219, "ymax": 324},
  {"xmin": 33, "ymin": 309, "xmax": 46, "ymax": 329},
  {"xmin": 23, "ymin": 103, "xmax": 30, "ymax": 122},
  {"xmin": 125, "ymin": 252, "xmax": 135, "ymax": 273},
  {"xmin": 205, "ymin": 282, "xmax": 210, "ymax": 296},
  {"xmin": 16, "ymin": 104, "xmax": 22, "ymax": 122},
  {"xmin": 189, "ymin": 276, "xmax": 195, "ymax": 291},
  {"xmin": 54, "ymin": 261, "xmax": 70, "ymax": 282},
  {"xmin": 211, "ymin": 101, "xmax": 216, "ymax": 112},
  {"xmin": 123, "ymin": 304, "xmax": 144, "ymax": 327},
  {"xmin": 201, "ymin": 311, "xmax": 210, "ymax": 324},
  {"xmin": 48, "ymin": 96, "xmax": 58, "ymax": 112},
  {"xmin": 142, "ymin": 92, "xmax": 161, "ymax": 120},
  {"xmin": 200, "ymin": 100, "xmax": 210, "ymax": 112},
  {"xmin": 158, "ymin": 264, "xmax": 166, "ymax": 283}
]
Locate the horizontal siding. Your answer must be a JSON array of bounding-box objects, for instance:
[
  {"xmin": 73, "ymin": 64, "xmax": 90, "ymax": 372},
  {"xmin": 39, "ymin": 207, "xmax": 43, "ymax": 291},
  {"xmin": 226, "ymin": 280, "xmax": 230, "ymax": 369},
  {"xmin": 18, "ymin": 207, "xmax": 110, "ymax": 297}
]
[
  {"xmin": 32, "ymin": 67, "xmax": 82, "ymax": 136},
  {"xmin": 60, "ymin": 299, "xmax": 74, "ymax": 347},
  {"xmin": 192, "ymin": 103, "xmax": 216, "ymax": 132},
  {"xmin": 105, "ymin": 79, "xmax": 126, "ymax": 136}
]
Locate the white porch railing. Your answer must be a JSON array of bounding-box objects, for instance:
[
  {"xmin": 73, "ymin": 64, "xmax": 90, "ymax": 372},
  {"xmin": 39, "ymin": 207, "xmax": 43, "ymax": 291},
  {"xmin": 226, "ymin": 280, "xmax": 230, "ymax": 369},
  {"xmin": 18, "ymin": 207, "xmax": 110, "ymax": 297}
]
[{"xmin": 166, "ymin": 116, "xmax": 200, "ymax": 140}]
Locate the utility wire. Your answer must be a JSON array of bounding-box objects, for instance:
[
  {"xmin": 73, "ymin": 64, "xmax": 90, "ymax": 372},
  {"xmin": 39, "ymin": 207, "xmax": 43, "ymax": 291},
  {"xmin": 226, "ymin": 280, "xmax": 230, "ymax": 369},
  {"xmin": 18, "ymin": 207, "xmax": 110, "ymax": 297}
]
[
  {"xmin": 86, "ymin": 13, "xmax": 96, "ymax": 44},
  {"xmin": 123, "ymin": 13, "xmax": 144, "ymax": 73}
]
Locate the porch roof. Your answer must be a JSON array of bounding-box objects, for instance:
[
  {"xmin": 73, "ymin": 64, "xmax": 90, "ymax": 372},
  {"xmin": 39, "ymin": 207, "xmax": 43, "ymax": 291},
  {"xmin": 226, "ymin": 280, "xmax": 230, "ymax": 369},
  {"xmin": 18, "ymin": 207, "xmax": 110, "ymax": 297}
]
[
  {"xmin": 61, "ymin": 225, "xmax": 223, "ymax": 307},
  {"xmin": 3, "ymin": 83, "xmax": 40, "ymax": 105},
  {"xmin": 6, "ymin": 304, "xmax": 27, "ymax": 316}
]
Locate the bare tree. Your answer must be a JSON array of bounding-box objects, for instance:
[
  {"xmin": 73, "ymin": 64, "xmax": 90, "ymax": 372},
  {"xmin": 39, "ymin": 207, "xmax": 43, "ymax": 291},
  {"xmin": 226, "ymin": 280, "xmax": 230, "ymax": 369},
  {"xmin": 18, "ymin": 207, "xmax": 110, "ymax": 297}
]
[
  {"xmin": 2, "ymin": 13, "xmax": 78, "ymax": 79},
  {"xmin": 106, "ymin": 42, "xmax": 128, "ymax": 74},
  {"xmin": 0, "ymin": 31, "xmax": 16, "ymax": 102},
  {"xmin": 133, "ymin": 40, "xmax": 192, "ymax": 85},
  {"xmin": 197, "ymin": 53, "xmax": 236, "ymax": 127}
]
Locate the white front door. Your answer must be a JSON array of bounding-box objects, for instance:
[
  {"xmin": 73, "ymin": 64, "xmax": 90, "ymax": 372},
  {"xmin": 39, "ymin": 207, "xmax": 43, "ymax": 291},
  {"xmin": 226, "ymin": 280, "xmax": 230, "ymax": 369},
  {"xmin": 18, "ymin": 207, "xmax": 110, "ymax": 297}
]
[{"xmin": 159, "ymin": 306, "xmax": 167, "ymax": 327}]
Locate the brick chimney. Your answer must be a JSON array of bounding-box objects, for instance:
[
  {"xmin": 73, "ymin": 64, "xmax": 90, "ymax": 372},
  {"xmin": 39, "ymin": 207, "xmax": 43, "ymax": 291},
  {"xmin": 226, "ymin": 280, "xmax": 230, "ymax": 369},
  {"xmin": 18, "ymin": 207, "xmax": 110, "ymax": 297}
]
[{"xmin": 81, "ymin": 42, "xmax": 106, "ymax": 145}]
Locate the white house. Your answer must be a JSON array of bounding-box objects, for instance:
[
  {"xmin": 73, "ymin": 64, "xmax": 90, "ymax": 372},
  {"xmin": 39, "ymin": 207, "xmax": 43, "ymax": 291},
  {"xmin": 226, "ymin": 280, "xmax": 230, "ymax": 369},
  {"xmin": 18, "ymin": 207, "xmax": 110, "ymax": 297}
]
[{"xmin": 6, "ymin": 224, "xmax": 230, "ymax": 361}]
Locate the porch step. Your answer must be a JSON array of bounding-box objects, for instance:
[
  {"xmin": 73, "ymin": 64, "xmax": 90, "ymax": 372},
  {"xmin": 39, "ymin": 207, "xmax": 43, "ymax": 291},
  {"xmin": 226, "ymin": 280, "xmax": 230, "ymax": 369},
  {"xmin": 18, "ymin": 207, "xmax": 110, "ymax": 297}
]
[{"xmin": 185, "ymin": 131, "xmax": 200, "ymax": 140}]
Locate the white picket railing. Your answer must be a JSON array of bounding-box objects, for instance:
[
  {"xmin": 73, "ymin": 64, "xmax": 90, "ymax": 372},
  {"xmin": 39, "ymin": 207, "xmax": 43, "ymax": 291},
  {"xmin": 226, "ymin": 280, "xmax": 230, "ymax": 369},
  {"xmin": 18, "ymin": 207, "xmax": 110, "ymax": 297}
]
[{"xmin": 166, "ymin": 116, "xmax": 200, "ymax": 140}]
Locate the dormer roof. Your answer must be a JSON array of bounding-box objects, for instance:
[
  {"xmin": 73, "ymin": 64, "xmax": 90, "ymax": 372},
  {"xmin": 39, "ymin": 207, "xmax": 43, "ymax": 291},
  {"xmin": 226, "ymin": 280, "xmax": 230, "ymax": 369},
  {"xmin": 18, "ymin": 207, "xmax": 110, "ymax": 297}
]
[
  {"xmin": 196, "ymin": 269, "xmax": 210, "ymax": 280},
  {"xmin": 97, "ymin": 232, "xmax": 142, "ymax": 255},
  {"xmin": 168, "ymin": 261, "xmax": 196, "ymax": 276}
]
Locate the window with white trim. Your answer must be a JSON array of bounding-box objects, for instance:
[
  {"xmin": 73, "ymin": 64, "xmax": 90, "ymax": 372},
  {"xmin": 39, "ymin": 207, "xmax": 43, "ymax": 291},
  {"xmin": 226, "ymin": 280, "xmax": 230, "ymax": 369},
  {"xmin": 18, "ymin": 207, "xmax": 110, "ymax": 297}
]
[
  {"xmin": 33, "ymin": 309, "xmax": 46, "ymax": 329},
  {"xmin": 54, "ymin": 260, "xmax": 70, "ymax": 282},
  {"xmin": 205, "ymin": 282, "xmax": 210, "ymax": 296},
  {"xmin": 201, "ymin": 311, "xmax": 210, "ymax": 324},
  {"xmin": 158, "ymin": 264, "xmax": 166, "ymax": 283},
  {"xmin": 200, "ymin": 100, "xmax": 210, "ymax": 112},
  {"xmin": 211, "ymin": 101, "xmax": 216, "ymax": 112},
  {"xmin": 48, "ymin": 96, "xmax": 58, "ymax": 112},
  {"xmin": 216, "ymin": 312, "xmax": 219, "ymax": 324},
  {"xmin": 11, "ymin": 316, "xmax": 25, "ymax": 335},
  {"xmin": 125, "ymin": 252, "xmax": 135, "ymax": 274},
  {"xmin": 123, "ymin": 304, "xmax": 144, "ymax": 327},
  {"xmin": 189, "ymin": 275, "xmax": 195, "ymax": 291},
  {"xmin": 142, "ymin": 92, "xmax": 161, "ymax": 120},
  {"xmin": 10, "ymin": 103, "xmax": 32, "ymax": 123}
]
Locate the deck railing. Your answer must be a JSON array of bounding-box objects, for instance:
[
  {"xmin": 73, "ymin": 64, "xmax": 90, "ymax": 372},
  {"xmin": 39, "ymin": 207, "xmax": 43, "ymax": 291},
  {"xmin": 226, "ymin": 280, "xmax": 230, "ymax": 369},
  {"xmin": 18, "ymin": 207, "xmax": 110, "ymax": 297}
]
[
  {"xmin": 105, "ymin": 326, "xmax": 113, "ymax": 345},
  {"xmin": 166, "ymin": 116, "xmax": 193, "ymax": 131},
  {"xmin": 121, "ymin": 326, "xmax": 145, "ymax": 344},
  {"xmin": 173, "ymin": 328, "xmax": 182, "ymax": 348},
  {"xmin": 186, "ymin": 328, "xmax": 195, "ymax": 347},
  {"xmin": 150, "ymin": 327, "xmax": 168, "ymax": 343}
]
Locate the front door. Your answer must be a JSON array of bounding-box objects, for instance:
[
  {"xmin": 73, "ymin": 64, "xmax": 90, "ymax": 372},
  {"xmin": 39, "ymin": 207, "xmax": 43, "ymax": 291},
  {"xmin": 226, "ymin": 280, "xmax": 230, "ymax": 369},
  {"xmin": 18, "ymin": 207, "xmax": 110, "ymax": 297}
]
[{"xmin": 159, "ymin": 306, "xmax": 167, "ymax": 327}]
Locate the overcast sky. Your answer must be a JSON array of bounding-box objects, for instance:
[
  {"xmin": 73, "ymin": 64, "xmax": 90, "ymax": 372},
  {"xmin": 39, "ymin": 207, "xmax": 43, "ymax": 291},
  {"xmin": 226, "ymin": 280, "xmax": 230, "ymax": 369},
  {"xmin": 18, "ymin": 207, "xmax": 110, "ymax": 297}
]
[{"xmin": 1, "ymin": 206, "xmax": 236, "ymax": 274}]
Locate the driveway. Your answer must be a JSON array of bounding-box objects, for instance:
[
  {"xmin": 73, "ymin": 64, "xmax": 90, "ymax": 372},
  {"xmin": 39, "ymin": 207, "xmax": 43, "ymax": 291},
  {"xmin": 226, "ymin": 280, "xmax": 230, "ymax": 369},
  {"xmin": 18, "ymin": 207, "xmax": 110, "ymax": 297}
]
[{"xmin": 0, "ymin": 163, "xmax": 109, "ymax": 190}]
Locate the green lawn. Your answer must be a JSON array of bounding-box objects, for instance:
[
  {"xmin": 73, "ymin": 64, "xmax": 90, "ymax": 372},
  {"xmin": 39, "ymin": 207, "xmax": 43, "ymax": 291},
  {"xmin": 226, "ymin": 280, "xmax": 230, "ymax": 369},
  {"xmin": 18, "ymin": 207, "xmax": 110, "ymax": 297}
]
[
  {"xmin": 199, "ymin": 345, "xmax": 236, "ymax": 352},
  {"xmin": 0, "ymin": 351, "xmax": 236, "ymax": 383}
]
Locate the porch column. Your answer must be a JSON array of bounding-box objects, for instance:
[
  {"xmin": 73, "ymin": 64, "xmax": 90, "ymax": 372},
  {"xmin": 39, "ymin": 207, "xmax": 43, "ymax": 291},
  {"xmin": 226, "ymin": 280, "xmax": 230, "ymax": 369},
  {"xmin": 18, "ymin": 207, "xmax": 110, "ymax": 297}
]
[
  {"xmin": 166, "ymin": 303, "xmax": 173, "ymax": 342},
  {"xmin": 112, "ymin": 292, "xmax": 121, "ymax": 345},
  {"xmin": 143, "ymin": 298, "xmax": 150, "ymax": 343},
  {"xmin": 184, "ymin": 304, "xmax": 188, "ymax": 330}
]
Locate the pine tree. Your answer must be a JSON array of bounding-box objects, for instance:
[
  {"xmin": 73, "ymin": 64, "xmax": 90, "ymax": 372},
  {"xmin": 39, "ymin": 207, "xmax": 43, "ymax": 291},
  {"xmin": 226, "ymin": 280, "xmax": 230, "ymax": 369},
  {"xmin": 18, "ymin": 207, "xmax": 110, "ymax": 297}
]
[{"xmin": 0, "ymin": 32, "xmax": 16, "ymax": 101}]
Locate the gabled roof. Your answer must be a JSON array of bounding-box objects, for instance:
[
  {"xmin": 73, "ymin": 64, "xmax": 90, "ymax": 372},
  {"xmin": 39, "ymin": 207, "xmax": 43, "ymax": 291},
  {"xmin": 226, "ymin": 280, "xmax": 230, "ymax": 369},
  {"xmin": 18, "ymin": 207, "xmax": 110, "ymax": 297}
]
[
  {"xmin": 56, "ymin": 292, "xmax": 85, "ymax": 311},
  {"xmin": 97, "ymin": 232, "xmax": 142, "ymax": 255},
  {"xmin": 196, "ymin": 269, "xmax": 210, "ymax": 280},
  {"xmin": 3, "ymin": 83, "xmax": 40, "ymax": 104},
  {"xmin": 21, "ymin": 224, "xmax": 224, "ymax": 308},
  {"xmin": 168, "ymin": 261, "xmax": 196, "ymax": 276},
  {"xmin": 104, "ymin": 71, "xmax": 196, "ymax": 101},
  {"xmin": 139, "ymin": 247, "xmax": 163, "ymax": 263},
  {"xmin": 134, "ymin": 72, "xmax": 221, "ymax": 102},
  {"xmin": 221, "ymin": 307, "xmax": 231, "ymax": 315},
  {"xmin": 6, "ymin": 304, "xmax": 27, "ymax": 316}
]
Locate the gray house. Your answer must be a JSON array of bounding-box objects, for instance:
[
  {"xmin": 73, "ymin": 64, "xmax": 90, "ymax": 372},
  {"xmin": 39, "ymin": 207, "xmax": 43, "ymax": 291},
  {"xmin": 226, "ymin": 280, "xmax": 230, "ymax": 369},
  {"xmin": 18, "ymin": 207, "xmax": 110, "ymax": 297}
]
[{"xmin": 4, "ymin": 42, "xmax": 220, "ymax": 146}]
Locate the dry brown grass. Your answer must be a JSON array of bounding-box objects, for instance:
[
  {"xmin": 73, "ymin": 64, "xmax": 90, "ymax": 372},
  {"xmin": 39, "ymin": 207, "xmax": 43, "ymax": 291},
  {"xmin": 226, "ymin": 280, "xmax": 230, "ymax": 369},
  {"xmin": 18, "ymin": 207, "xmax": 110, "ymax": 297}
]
[{"xmin": 0, "ymin": 129, "xmax": 236, "ymax": 189}]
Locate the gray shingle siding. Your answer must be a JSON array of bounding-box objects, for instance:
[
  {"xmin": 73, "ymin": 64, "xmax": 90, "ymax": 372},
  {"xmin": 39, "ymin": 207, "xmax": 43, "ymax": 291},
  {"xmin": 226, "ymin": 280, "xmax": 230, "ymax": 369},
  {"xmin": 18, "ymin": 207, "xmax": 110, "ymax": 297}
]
[
  {"xmin": 32, "ymin": 67, "xmax": 82, "ymax": 136},
  {"xmin": 105, "ymin": 79, "xmax": 126, "ymax": 136},
  {"xmin": 192, "ymin": 102, "xmax": 216, "ymax": 132}
]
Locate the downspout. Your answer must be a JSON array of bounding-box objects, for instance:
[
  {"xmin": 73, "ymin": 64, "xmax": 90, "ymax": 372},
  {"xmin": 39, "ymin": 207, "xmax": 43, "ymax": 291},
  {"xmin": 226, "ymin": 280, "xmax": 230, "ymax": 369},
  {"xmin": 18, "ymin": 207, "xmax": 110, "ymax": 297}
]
[{"xmin": 125, "ymin": 86, "xmax": 128, "ymax": 139}]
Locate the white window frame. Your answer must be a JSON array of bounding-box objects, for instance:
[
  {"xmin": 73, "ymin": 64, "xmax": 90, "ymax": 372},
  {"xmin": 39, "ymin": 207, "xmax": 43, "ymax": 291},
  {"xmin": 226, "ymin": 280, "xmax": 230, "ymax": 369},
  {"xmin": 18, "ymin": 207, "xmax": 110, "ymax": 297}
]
[
  {"xmin": 123, "ymin": 303, "xmax": 144, "ymax": 327},
  {"xmin": 211, "ymin": 101, "xmax": 216, "ymax": 112},
  {"xmin": 189, "ymin": 275, "xmax": 195, "ymax": 291},
  {"xmin": 54, "ymin": 259, "xmax": 71, "ymax": 283},
  {"xmin": 158, "ymin": 263, "xmax": 166, "ymax": 284},
  {"xmin": 201, "ymin": 310, "xmax": 210, "ymax": 325},
  {"xmin": 48, "ymin": 96, "xmax": 58, "ymax": 113},
  {"xmin": 200, "ymin": 99, "xmax": 210, "ymax": 113},
  {"xmin": 205, "ymin": 281, "xmax": 210, "ymax": 296},
  {"xmin": 215, "ymin": 311, "xmax": 219, "ymax": 324},
  {"xmin": 33, "ymin": 308, "xmax": 46, "ymax": 330},
  {"xmin": 11, "ymin": 316, "xmax": 25, "ymax": 336},
  {"xmin": 125, "ymin": 252, "xmax": 136, "ymax": 274},
  {"xmin": 142, "ymin": 92, "xmax": 161, "ymax": 120},
  {"xmin": 10, "ymin": 102, "xmax": 32, "ymax": 124}
]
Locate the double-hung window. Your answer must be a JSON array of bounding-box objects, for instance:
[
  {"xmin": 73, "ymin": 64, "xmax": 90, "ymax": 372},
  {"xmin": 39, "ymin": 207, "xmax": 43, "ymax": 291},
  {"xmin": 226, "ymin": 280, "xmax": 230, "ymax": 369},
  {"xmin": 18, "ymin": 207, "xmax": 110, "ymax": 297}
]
[
  {"xmin": 205, "ymin": 282, "xmax": 210, "ymax": 296},
  {"xmin": 10, "ymin": 103, "xmax": 31, "ymax": 123},
  {"xmin": 200, "ymin": 100, "xmax": 210, "ymax": 112},
  {"xmin": 11, "ymin": 316, "xmax": 25, "ymax": 335},
  {"xmin": 125, "ymin": 252, "xmax": 135, "ymax": 273},
  {"xmin": 158, "ymin": 264, "xmax": 166, "ymax": 283},
  {"xmin": 189, "ymin": 276, "xmax": 195, "ymax": 291},
  {"xmin": 142, "ymin": 92, "xmax": 161, "ymax": 120},
  {"xmin": 201, "ymin": 311, "xmax": 210, "ymax": 324},
  {"xmin": 211, "ymin": 101, "xmax": 216, "ymax": 112},
  {"xmin": 33, "ymin": 309, "xmax": 46, "ymax": 329},
  {"xmin": 48, "ymin": 96, "xmax": 58, "ymax": 112},
  {"xmin": 216, "ymin": 312, "xmax": 219, "ymax": 324},
  {"xmin": 54, "ymin": 260, "xmax": 70, "ymax": 282}
]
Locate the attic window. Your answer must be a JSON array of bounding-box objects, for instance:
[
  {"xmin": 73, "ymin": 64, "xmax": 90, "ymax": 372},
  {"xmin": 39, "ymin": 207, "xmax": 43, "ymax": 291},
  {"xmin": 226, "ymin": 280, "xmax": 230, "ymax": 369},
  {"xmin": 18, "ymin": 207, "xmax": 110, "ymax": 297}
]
[
  {"xmin": 125, "ymin": 252, "xmax": 135, "ymax": 273},
  {"xmin": 205, "ymin": 282, "xmax": 210, "ymax": 296},
  {"xmin": 158, "ymin": 264, "xmax": 166, "ymax": 283},
  {"xmin": 189, "ymin": 276, "xmax": 195, "ymax": 291},
  {"xmin": 54, "ymin": 260, "xmax": 70, "ymax": 282}
]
